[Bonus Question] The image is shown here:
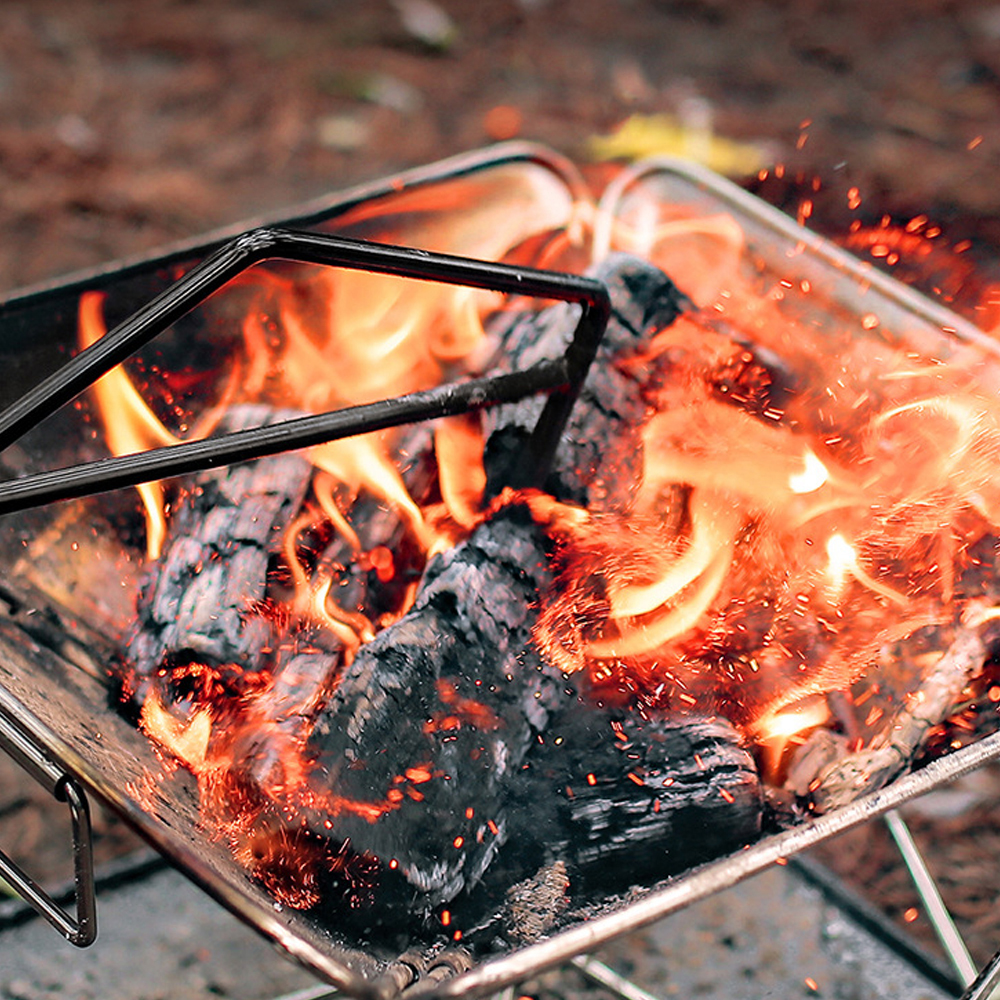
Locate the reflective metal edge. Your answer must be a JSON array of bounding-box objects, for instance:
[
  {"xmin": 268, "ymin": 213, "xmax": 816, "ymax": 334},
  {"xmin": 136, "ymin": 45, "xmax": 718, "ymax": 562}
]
[
  {"xmin": 0, "ymin": 141, "xmax": 589, "ymax": 311},
  {"xmin": 424, "ymin": 730, "xmax": 1000, "ymax": 1000},
  {"xmin": 0, "ymin": 702, "xmax": 96, "ymax": 946},
  {"xmin": 593, "ymin": 156, "xmax": 994, "ymax": 354}
]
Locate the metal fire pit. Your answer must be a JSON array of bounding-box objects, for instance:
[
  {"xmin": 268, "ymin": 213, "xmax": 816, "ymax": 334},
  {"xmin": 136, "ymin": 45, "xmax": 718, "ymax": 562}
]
[{"xmin": 0, "ymin": 142, "xmax": 998, "ymax": 999}]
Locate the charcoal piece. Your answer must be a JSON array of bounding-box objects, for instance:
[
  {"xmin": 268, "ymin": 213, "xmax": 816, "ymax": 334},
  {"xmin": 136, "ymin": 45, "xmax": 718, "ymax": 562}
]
[
  {"xmin": 504, "ymin": 708, "xmax": 761, "ymax": 895},
  {"xmin": 470, "ymin": 708, "xmax": 760, "ymax": 943},
  {"xmin": 300, "ymin": 257, "xmax": 699, "ymax": 922},
  {"xmin": 123, "ymin": 406, "xmax": 313, "ymax": 700},
  {"xmin": 305, "ymin": 499, "xmax": 569, "ymax": 920},
  {"xmin": 483, "ymin": 253, "xmax": 691, "ymax": 507}
]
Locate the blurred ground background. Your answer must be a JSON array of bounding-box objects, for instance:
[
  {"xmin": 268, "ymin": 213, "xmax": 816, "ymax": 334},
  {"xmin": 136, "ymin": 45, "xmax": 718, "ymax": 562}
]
[
  {"xmin": 1, "ymin": 0, "xmax": 999, "ymax": 291},
  {"xmin": 2, "ymin": 0, "xmax": 1000, "ymax": 995}
]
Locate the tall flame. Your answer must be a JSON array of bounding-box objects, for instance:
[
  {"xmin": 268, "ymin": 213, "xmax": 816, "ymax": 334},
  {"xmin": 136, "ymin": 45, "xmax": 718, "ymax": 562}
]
[{"xmin": 78, "ymin": 292, "xmax": 178, "ymax": 559}]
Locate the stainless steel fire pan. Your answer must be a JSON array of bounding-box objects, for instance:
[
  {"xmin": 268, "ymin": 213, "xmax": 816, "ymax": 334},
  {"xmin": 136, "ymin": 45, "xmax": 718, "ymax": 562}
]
[{"xmin": 0, "ymin": 144, "xmax": 996, "ymax": 999}]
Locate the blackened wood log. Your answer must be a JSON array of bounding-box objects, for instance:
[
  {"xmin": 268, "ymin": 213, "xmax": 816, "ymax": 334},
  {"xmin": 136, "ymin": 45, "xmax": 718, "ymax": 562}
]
[
  {"xmin": 304, "ymin": 498, "xmax": 569, "ymax": 924},
  {"xmin": 468, "ymin": 708, "xmax": 761, "ymax": 943},
  {"xmin": 483, "ymin": 256, "xmax": 692, "ymax": 507},
  {"xmin": 300, "ymin": 257, "xmax": 744, "ymax": 927},
  {"xmin": 504, "ymin": 709, "xmax": 760, "ymax": 896},
  {"xmin": 123, "ymin": 406, "xmax": 313, "ymax": 704}
]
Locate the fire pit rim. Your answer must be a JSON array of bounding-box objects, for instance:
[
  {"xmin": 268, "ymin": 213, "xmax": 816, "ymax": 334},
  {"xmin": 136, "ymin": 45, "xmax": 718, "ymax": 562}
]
[{"xmin": 0, "ymin": 145, "xmax": 997, "ymax": 999}]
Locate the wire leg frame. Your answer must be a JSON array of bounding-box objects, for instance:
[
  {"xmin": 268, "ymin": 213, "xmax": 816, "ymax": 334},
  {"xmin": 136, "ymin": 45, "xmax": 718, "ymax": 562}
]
[{"xmin": 0, "ymin": 227, "xmax": 610, "ymax": 516}]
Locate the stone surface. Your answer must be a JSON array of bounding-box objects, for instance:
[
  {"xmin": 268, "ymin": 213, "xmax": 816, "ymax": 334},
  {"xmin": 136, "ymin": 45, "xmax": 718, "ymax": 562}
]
[{"xmin": 0, "ymin": 860, "xmax": 953, "ymax": 999}]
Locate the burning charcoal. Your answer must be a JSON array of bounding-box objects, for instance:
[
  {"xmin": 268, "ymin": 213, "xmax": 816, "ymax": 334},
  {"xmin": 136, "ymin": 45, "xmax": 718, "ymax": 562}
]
[
  {"xmin": 119, "ymin": 252, "xmax": 763, "ymax": 937},
  {"xmin": 308, "ymin": 425, "xmax": 440, "ymax": 628},
  {"xmin": 483, "ymin": 254, "xmax": 691, "ymax": 507},
  {"xmin": 296, "ymin": 257, "xmax": 762, "ymax": 928},
  {"xmin": 122, "ymin": 405, "xmax": 313, "ymax": 705},
  {"xmin": 489, "ymin": 707, "xmax": 761, "ymax": 942}
]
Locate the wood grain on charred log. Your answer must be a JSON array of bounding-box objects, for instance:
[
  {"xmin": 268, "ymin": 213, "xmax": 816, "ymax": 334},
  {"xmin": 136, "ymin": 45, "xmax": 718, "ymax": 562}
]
[
  {"xmin": 124, "ymin": 406, "xmax": 313, "ymax": 702},
  {"xmin": 483, "ymin": 256, "xmax": 692, "ymax": 507},
  {"xmin": 494, "ymin": 708, "xmax": 760, "ymax": 941},
  {"xmin": 511, "ymin": 709, "xmax": 761, "ymax": 888}
]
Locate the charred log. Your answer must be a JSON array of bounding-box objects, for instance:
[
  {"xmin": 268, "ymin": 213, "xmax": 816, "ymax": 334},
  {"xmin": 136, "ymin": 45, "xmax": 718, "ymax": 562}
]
[
  {"xmin": 483, "ymin": 256, "xmax": 690, "ymax": 506},
  {"xmin": 507, "ymin": 708, "xmax": 761, "ymax": 893},
  {"xmin": 489, "ymin": 707, "xmax": 761, "ymax": 942},
  {"xmin": 303, "ymin": 497, "xmax": 570, "ymax": 923},
  {"xmin": 123, "ymin": 406, "xmax": 313, "ymax": 705}
]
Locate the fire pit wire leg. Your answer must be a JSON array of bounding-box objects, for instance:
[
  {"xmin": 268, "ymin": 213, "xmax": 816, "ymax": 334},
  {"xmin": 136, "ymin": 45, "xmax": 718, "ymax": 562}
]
[
  {"xmin": 569, "ymin": 955, "xmax": 663, "ymax": 1000},
  {"xmin": 959, "ymin": 949, "xmax": 1000, "ymax": 1000},
  {"xmin": 0, "ymin": 228, "xmax": 609, "ymax": 517},
  {"xmin": 0, "ymin": 702, "xmax": 96, "ymax": 946},
  {"xmin": 884, "ymin": 809, "xmax": 978, "ymax": 987}
]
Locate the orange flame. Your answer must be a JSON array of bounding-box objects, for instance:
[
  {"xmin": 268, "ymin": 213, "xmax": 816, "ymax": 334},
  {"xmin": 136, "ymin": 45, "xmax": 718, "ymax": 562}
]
[
  {"xmin": 80, "ymin": 161, "xmax": 1000, "ymax": 906},
  {"xmin": 78, "ymin": 292, "xmax": 178, "ymax": 559}
]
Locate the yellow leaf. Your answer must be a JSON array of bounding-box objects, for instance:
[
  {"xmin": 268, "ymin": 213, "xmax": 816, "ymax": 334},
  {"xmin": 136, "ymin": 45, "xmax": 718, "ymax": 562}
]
[{"xmin": 587, "ymin": 113, "xmax": 768, "ymax": 178}]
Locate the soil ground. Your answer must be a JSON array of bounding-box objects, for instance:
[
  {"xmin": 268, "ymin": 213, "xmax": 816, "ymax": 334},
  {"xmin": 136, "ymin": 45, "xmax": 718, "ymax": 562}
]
[{"xmin": 2, "ymin": 0, "xmax": 1000, "ymax": 292}]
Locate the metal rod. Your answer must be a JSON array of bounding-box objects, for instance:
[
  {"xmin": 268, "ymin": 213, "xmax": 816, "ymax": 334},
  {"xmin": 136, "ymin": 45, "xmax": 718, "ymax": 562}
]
[
  {"xmin": 0, "ymin": 361, "xmax": 567, "ymax": 516},
  {"xmin": 0, "ymin": 228, "xmax": 610, "ymax": 483},
  {"xmin": 884, "ymin": 808, "xmax": 978, "ymax": 987},
  {"xmin": 62, "ymin": 775, "xmax": 97, "ymax": 947},
  {"xmin": 570, "ymin": 955, "xmax": 664, "ymax": 1000},
  {"xmin": 960, "ymin": 949, "xmax": 1000, "ymax": 1000},
  {"xmin": 0, "ymin": 705, "xmax": 96, "ymax": 947},
  {"xmin": 270, "ymin": 985, "xmax": 340, "ymax": 1000}
]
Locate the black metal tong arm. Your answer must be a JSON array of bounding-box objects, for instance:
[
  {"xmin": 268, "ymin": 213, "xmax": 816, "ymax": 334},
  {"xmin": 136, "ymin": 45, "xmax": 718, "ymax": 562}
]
[{"xmin": 0, "ymin": 228, "xmax": 610, "ymax": 517}]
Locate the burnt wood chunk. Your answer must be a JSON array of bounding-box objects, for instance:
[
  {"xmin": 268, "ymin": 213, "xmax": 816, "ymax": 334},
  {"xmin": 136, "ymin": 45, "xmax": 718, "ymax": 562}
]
[
  {"xmin": 481, "ymin": 708, "xmax": 760, "ymax": 943},
  {"xmin": 506, "ymin": 709, "xmax": 761, "ymax": 892},
  {"xmin": 483, "ymin": 254, "xmax": 691, "ymax": 506},
  {"xmin": 124, "ymin": 406, "xmax": 313, "ymax": 699},
  {"xmin": 305, "ymin": 499, "xmax": 569, "ymax": 915}
]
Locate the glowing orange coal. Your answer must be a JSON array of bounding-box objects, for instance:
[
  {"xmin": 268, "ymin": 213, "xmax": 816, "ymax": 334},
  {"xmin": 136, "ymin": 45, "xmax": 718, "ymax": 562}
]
[{"xmin": 80, "ymin": 160, "xmax": 1000, "ymax": 901}]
